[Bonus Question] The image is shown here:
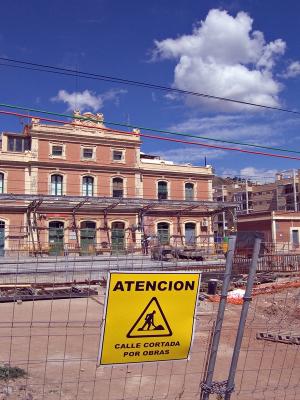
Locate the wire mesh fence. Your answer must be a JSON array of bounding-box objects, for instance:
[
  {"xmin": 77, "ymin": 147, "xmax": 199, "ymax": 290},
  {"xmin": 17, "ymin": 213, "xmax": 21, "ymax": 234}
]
[{"xmin": 0, "ymin": 237, "xmax": 299, "ymax": 399}]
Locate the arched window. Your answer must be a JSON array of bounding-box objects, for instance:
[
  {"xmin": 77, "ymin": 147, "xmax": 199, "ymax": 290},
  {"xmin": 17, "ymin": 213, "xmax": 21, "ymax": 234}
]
[
  {"xmin": 185, "ymin": 222, "xmax": 196, "ymax": 245},
  {"xmin": 82, "ymin": 176, "xmax": 94, "ymax": 196},
  {"xmin": 185, "ymin": 183, "xmax": 194, "ymax": 201},
  {"xmin": 157, "ymin": 222, "xmax": 170, "ymax": 244},
  {"xmin": 0, "ymin": 173, "xmax": 4, "ymax": 194},
  {"xmin": 51, "ymin": 174, "xmax": 63, "ymax": 196},
  {"xmin": 158, "ymin": 181, "xmax": 168, "ymax": 200},
  {"xmin": 112, "ymin": 177, "xmax": 123, "ymax": 198}
]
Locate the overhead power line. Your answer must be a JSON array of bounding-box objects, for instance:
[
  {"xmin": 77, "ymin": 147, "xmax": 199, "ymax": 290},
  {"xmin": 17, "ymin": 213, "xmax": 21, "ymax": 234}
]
[
  {"xmin": 0, "ymin": 102, "xmax": 299, "ymax": 156},
  {"xmin": 1, "ymin": 105, "xmax": 300, "ymax": 161},
  {"xmin": 0, "ymin": 56, "xmax": 300, "ymax": 115}
]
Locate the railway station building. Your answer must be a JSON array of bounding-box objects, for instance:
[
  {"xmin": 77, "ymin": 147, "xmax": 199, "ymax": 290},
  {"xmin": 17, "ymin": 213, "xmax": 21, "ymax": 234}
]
[{"xmin": 0, "ymin": 112, "xmax": 234, "ymax": 256}]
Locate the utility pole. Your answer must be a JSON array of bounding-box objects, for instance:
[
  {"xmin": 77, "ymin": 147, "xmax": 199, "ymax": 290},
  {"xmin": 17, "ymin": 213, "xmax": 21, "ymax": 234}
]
[
  {"xmin": 293, "ymin": 169, "xmax": 297, "ymax": 211},
  {"xmin": 245, "ymin": 180, "xmax": 249, "ymax": 214},
  {"xmin": 222, "ymin": 185, "xmax": 226, "ymax": 237}
]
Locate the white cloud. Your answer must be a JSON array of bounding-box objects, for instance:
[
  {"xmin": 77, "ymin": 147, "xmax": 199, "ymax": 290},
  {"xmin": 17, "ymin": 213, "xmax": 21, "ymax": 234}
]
[
  {"xmin": 168, "ymin": 114, "xmax": 275, "ymax": 142},
  {"xmin": 153, "ymin": 9, "xmax": 286, "ymax": 111},
  {"xmin": 101, "ymin": 88, "xmax": 127, "ymax": 105},
  {"xmin": 220, "ymin": 166, "xmax": 278, "ymax": 183},
  {"xmin": 282, "ymin": 61, "xmax": 300, "ymax": 78},
  {"xmin": 239, "ymin": 167, "xmax": 278, "ymax": 182},
  {"xmin": 167, "ymin": 114, "xmax": 300, "ymax": 148},
  {"xmin": 156, "ymin": 146, "xmax": 225, "ymax": 164},
  {"xmin": 51, "ymin": 88, "xmax": 127, "ymax": 112}
]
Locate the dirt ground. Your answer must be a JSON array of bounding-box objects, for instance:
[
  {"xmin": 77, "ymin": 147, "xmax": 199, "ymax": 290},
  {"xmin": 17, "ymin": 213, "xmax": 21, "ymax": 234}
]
[{"xmin": 0, "ymin": 284, "xmax": 299, "ymax": 400}]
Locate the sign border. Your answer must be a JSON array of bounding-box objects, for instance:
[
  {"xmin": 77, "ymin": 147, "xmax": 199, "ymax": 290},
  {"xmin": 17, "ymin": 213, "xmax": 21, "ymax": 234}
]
[{"xmin": 97, "ymin": 270, "xmax": 201, "ymax": 366}]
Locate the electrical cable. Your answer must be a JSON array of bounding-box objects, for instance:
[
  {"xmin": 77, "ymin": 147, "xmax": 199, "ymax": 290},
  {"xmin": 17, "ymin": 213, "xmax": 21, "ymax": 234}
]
[
  {"xmin": 1, "ymin": 107, "xmax": 300, "ymax": 161},
  {"xmin": 0, "ymin": 102, "xmax": 299, "ymax": 156},
  {"xmin": 0, "ymin": 56, "xmax": 300, "ymax": 115}
]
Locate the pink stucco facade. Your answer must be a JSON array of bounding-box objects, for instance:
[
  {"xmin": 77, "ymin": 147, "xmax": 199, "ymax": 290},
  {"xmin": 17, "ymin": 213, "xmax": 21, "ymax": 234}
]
[{"xmin": 0, "ymin": 112, "xmax": 214, "ymax": 254}]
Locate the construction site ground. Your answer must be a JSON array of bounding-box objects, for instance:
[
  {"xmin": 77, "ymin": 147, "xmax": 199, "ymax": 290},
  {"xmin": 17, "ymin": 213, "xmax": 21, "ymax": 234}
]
[{"xmin": 0, "ymin": 280, "xmax": 299, "ymax": 400}]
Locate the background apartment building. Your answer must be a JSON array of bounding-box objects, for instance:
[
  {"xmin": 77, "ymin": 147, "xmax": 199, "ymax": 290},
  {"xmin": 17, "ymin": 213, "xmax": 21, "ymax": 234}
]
[
  {"xmin": 213, "ymin": 171, "xmax": 300, "ymax": 236},
  {"xmin": 0, "ymin": 112, "xmax": 223, "ymax": 256}
]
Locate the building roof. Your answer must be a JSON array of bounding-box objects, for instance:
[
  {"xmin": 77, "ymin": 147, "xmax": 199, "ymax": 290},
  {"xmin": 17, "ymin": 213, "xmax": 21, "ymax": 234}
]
[{"xmin": 238, "ymin": 210, "xmax": 300, "ymax": 221}]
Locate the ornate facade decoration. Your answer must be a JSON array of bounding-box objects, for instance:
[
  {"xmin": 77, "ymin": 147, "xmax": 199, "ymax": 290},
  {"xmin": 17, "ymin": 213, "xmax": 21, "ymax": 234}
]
[{"xmin": 72, "ymin": 110, "xmax": 104, "ymax": 127}]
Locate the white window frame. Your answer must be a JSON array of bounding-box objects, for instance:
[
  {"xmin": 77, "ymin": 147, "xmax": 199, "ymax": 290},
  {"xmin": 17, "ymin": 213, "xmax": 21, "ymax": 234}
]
[
  {"xmin": 0, "ymin": 218, "xmax": 9, "ymax": 251},
  {"xmin": 0, "ymin": 171, "xmax": 7, "ymax": 194},
  {"xmin": 157, "ymin": 180, "xmax": 170, "ymax": 200},
  {"xmin": 184, "ymin": 181, "xmax": 195, "ymax": 201},
  {"xmin": 49, "ymin": 173, "xmax": 64, "ymax": 196},
  {"xmin": 290, "ymin": 227, "xmax": 300, "ymax": 246},
  {"xmin": 111, "ymin": 176, "xmax": 127, "ymax": 198},
  {"xmin": 49, "ymin": 142, "xmax": 66, "ymax": 159},
  {"xmin": 111, "ymin": 148, "xmax": 125, "ymax": 163},
  {"xmin": 82, "ymin": 175, "xmax": 95, "ymax": 197},
  {"xmin": 81, "ymin": 145, "xmax": 96, "ymax": 161}
]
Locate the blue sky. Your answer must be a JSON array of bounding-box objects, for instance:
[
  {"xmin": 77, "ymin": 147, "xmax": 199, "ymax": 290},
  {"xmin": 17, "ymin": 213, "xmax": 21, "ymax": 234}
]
[{"xmin": 1, "ymin": 0, "xmax": 300, "ymax": 181}]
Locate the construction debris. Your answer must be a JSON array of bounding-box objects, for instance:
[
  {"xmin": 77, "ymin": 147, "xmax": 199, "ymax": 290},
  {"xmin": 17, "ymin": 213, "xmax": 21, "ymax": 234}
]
[
  {"xmin": 233, "ymin": 272, "xmax": 277, "ymax": 287},
  {"xmin": 0, "ymin": 284, "xmax": 98, "ymax": 303},
  {"xmin": 207, "ymin": 279, "xmax": 300, "ymax": 304},
  {"xmin": 0, "ymin": 365, "xmax": 26, "ymax": 381},
  {"xmin": 256, "ymin": 331, "xmax": 300, "ymax": 345}
]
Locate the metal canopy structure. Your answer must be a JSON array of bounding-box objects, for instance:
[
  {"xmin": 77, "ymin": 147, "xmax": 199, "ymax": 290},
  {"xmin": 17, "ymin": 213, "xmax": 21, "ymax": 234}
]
[
  {"xmin": 0, "ymin": 193, "xmax": 237, "ymax": 254},
  {"xmin": 0, "ymin": 193, "xmax": 236, "ymax": 215}
]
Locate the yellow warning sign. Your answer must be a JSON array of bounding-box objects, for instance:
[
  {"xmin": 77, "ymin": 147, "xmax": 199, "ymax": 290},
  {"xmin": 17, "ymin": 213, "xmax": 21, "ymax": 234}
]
[{"xmin": 98, "ymin": 271, "xmax": 201, "ymax": 365}]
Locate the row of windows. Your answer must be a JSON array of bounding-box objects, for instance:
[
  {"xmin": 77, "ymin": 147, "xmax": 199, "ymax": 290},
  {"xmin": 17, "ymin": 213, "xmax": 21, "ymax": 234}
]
[
  {"xmin": 50, "ymin": 175, "xmax": 196, "ymax": 199},
  {"xmin": 0, "ymin": 220, "xmax": 198, "ymax": 256},
  {"xmin": 47, "ymin": 221, "xmax": 197, "ymax": 245},
  {"xmin": 0, "ymin": 173, "xmax": 196, "ymax": 200},
  {"xmin": 253, "ymin": 190, "xmax": 274, "ymax": 196},
  {"xmin": 51, "ymin": 175, "xmax": 125, "ymax": 197},
  {"xmin": 50, "ymin": 144, "xmax": 124, "ymax": 162},
  {"xmin": 4, "ymin": 137, "xmax": 125, "ymax": 162}
]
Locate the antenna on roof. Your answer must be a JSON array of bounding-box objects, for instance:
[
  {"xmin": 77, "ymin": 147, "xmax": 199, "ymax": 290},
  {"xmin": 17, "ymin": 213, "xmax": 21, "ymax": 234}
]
[{"xmin": 204, "ymin": 156, "xmax": 207, "ymax": 166}]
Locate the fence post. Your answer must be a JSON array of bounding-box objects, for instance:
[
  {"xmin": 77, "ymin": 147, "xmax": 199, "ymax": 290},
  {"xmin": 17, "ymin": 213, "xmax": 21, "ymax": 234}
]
[
  {"xmin": 200, "ymin": 235, "xmax": 236, "ymax": 400},
  {"xmin": 224, "ymin": 237, "xmax": 261, "ymax": 399}
]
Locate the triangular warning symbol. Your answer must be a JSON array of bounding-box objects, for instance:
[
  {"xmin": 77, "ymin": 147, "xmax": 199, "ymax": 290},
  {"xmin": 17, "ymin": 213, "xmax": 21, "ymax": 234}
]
[{"xmin": 127, "ymin": 297, "xmax": 172, "ymax": 338}]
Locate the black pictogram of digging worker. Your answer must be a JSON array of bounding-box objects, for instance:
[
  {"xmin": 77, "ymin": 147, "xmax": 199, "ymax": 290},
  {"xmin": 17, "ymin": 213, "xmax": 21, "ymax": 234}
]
[{"xmin": 138, "ymin": 310, "xmax": 164, "ymax": 331}]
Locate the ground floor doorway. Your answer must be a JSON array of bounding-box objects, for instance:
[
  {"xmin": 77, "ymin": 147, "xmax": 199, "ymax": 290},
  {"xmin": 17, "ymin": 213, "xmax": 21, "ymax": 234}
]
[
  {"xmin": 111, "ymin": 221, "xmax": 125, "ymax": 254},
  {"xmin": 0, "ymin": 221, "xmax": 5, "ymax": 256},
  {"xmin": 80, "ymin": 221, "xmax": 96, "ymax": 255},
  {"xmin": 49, "ymin": 221, "xmax": 64, "ymax": 256}
]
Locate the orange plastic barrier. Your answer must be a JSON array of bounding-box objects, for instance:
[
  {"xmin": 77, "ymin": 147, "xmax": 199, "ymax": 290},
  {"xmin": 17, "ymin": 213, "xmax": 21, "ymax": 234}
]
[{"xmin": 207, "ymin": 281, "xmax": 300, "ymax": 305}]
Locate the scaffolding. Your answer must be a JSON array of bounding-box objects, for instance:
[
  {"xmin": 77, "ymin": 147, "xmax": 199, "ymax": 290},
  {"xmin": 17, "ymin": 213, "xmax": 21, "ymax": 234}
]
[{"xmin": 0, "ymin": 193, "xmax": 236, "ymax": 256}]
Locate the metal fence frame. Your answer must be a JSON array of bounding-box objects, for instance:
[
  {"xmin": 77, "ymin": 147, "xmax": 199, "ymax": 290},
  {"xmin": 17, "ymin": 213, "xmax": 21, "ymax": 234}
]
[{"xmin": 0, "ymin": 236, "xmax": 299, "ymax": 399}]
